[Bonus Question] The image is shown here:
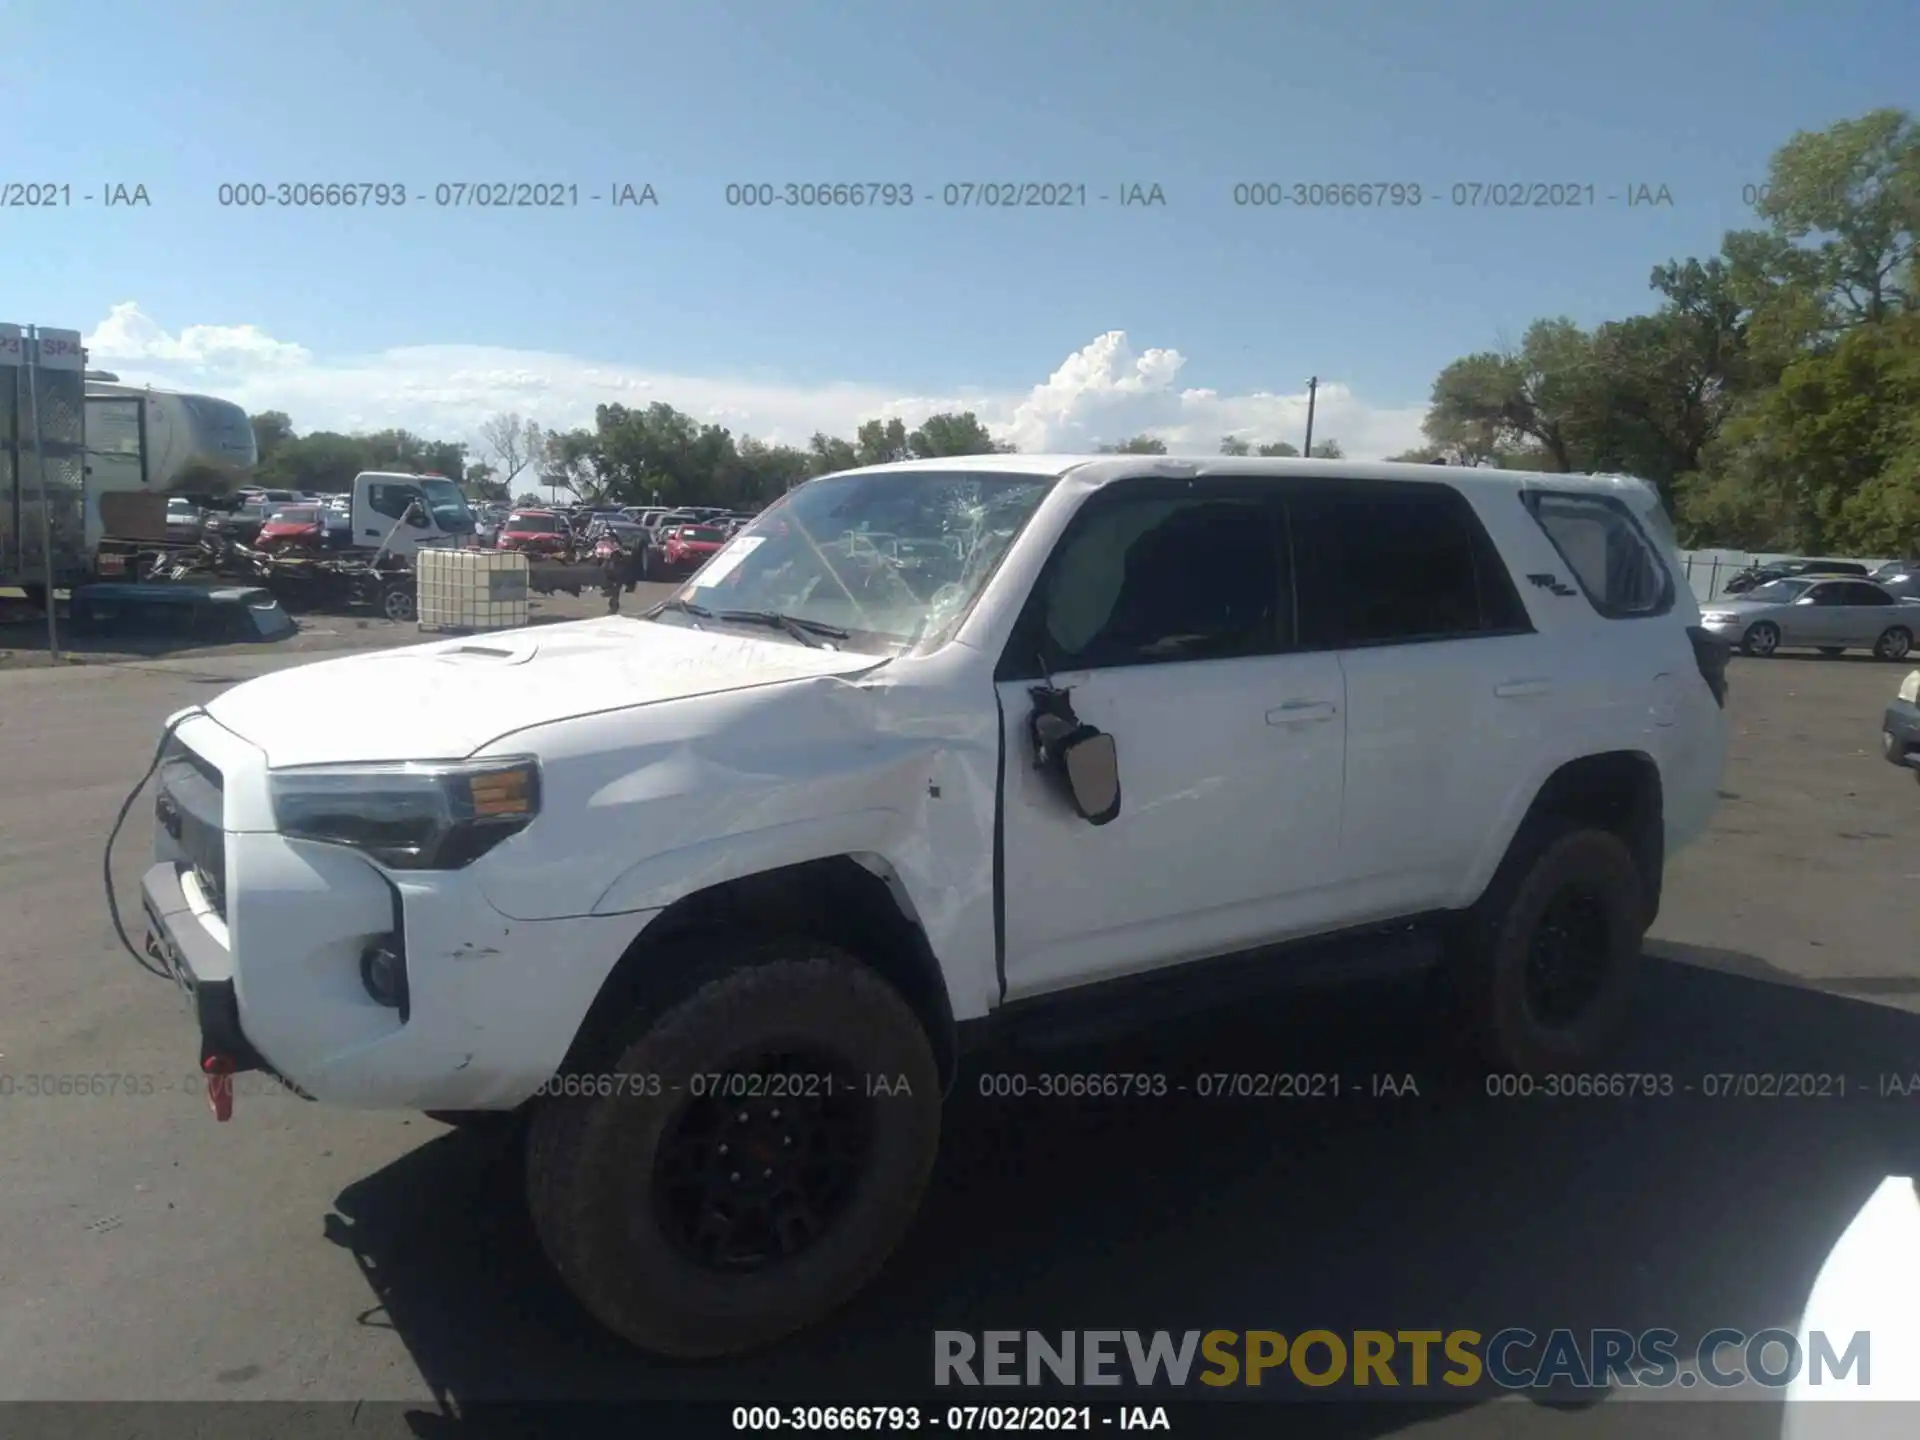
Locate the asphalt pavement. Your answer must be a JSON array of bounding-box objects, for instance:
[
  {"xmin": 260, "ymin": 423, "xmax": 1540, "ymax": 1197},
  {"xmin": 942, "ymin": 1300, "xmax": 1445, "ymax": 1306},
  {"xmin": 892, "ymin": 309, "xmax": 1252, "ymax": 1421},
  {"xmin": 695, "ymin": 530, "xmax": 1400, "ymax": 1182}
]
[{"xmin": 2, "ymin": 640, "xmax": 1917, "ymax": 1437}]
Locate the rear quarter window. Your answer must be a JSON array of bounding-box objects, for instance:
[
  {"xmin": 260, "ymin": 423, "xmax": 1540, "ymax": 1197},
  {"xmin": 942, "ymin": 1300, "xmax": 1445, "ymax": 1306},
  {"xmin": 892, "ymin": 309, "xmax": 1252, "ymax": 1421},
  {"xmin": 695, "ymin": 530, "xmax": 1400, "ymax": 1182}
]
[{"xmin": 1522, "ymin": 490, "xmax": 1673, "ymax": 619}]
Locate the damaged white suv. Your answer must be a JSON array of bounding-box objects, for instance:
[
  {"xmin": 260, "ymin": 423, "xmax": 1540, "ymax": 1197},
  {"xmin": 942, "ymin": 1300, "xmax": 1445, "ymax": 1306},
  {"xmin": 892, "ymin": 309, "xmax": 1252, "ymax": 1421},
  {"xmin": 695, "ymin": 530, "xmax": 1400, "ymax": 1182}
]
[{"xmin": 133, "ymin": 456, "xmax": 1729, "ymax": 1358}]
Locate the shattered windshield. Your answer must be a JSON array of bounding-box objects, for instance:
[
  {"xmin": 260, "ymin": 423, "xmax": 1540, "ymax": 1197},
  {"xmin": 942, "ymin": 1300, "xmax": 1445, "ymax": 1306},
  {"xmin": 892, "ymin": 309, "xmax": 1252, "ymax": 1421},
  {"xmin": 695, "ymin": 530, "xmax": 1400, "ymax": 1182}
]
[{"xmin": 659, "ymin": 469, "xmax": 1057, "ymax": 653}]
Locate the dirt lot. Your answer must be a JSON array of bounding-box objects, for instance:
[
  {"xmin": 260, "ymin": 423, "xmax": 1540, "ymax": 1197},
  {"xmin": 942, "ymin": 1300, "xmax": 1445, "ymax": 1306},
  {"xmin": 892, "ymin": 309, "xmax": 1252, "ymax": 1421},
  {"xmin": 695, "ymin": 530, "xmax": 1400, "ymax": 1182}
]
[{"xmin": 1, "ymin": 643, "xmax": 1916, "ymax": 1434}]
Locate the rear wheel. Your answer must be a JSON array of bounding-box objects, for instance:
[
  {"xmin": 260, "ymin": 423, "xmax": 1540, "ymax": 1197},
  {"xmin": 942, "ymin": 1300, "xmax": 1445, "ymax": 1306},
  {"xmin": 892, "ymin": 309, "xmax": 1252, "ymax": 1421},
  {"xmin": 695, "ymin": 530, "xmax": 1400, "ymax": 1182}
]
[
  {"xmin": 1442, "ymin": 821, "xmax": 1647, "ymax": 1075},
  {"xmin": 1741, "ymin": 621, "xmax": 1780, "ymax": 657},
  {"xmin": 1875, "ymin": 627, "xmax": 1912, "ymax": 661},
  {"xmin": 381, "ymin": 585, "xmax": 416, "ymax": 622},
  {"xmin": 525, "ymin": 937, "xmax": 942, "ymax": 1358}
]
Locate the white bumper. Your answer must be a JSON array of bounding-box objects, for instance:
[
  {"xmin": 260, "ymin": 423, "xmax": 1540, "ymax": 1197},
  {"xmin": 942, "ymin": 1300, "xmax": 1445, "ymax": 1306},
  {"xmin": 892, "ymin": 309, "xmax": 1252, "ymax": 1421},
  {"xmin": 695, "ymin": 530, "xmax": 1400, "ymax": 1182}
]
[{"xmin": 140, "ymin": 714, "xmax": 645, "ymax": 1110}]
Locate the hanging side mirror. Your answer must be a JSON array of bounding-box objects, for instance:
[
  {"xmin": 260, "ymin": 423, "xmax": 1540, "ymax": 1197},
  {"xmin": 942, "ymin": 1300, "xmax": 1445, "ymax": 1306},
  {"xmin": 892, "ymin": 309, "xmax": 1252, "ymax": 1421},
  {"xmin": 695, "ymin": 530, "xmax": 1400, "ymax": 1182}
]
[
  {"xmin": 1059, "ymin": 730, "xmax": 1120, "ymax": 823},
  {"xmin": 1029, "ymin": 687, "xmax": 1121, "ymax": 826}
]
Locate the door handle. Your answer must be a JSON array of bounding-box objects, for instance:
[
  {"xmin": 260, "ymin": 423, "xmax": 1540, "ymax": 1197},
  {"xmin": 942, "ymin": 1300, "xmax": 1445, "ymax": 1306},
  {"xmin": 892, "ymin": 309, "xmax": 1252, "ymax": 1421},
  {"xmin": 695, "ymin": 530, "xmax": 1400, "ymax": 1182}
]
[
  {"xmin": 1494, "ymin": 679, "xmax": 1553, "ymax": 699},
  {"xmin": 1267, "ymin": 700, "xmax": 1337, "ymax": 725}
]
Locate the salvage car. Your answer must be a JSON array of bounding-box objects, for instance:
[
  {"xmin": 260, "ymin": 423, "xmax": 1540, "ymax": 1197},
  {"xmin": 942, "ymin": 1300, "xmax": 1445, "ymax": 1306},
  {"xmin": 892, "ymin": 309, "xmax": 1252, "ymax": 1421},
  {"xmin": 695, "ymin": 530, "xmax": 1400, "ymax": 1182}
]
[
  {"xmin": 127, "ymin": 456, "xmax": 1727, "ymax": 1361},
  {"xmin": 495, "ymin": 509, "xmax": 572, "ymax": 558},
  {"xmin": 254, "ymin": 505, "xmax": 328, "ymax": 554},
  {"xmin": 1698, "ymin": 576, "xmax": 1920, "ymax": 659},
  {"xmin": 659, "ymin": 522, "xmax": 728, "ymax": 575}
]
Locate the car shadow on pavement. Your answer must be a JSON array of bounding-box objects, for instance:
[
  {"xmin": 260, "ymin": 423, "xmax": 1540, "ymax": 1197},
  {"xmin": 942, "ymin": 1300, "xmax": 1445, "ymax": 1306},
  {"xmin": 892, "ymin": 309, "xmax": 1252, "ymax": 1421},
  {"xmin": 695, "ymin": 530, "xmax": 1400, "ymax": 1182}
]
[{"xmin": 322, "ymin": 954, "xmax": 1920, "ymax": 1438}]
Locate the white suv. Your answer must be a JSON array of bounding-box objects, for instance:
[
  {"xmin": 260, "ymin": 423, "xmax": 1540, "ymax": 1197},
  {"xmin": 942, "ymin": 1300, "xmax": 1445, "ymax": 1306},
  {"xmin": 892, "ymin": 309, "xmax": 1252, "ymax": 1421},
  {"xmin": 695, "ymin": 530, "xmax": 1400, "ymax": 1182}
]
[{"xmin": 132, "ymin": 456, "xmax": 1729, "ymax": 1358}]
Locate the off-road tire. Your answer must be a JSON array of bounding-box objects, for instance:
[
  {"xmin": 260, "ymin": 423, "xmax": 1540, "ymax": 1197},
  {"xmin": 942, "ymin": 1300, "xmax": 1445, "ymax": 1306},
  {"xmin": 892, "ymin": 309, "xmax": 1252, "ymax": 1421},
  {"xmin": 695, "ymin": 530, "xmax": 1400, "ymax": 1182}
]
[
  {"xmin": 1443, "ymin": 821, "xmax": 1647, "ymax": 1075},
  {"xmin": 525, "ymin": 937, "xmax": 942, "ymax": 1359}
]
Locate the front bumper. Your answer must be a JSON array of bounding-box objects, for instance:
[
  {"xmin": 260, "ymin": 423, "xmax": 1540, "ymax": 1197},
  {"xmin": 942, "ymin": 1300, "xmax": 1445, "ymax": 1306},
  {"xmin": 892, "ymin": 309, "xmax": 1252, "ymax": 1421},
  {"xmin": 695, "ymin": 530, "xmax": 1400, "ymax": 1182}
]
[
  {"xmin": 1882, "ymin": 698, "xmax": 1920, "ymax": 772},
  {"xmin": 140, "ymin": 716, "xmax": 651, "ymax": 1111},
  {"xmin": 1698, "ymin": 615, "xmax": 1748, "ymax": 648},
  {"xmin": 142, "ymin": 860, "xmax": 275, "ymax": 1080}
]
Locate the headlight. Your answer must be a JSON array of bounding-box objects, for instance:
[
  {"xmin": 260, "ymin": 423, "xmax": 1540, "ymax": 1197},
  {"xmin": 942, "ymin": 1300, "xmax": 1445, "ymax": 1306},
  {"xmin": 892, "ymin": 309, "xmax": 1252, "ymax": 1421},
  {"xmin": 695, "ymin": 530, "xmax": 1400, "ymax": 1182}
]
[
  {"xmin": 269, "ymin": 757, "xmax": 540, "ymax": 869},
  {"xmin": 1701, "ymin": 611, "xmax": 1736, "ymax": 624},
  {"xmin": 1900, "ymin": 671, "xmax": 1920, "ymax": 704}
]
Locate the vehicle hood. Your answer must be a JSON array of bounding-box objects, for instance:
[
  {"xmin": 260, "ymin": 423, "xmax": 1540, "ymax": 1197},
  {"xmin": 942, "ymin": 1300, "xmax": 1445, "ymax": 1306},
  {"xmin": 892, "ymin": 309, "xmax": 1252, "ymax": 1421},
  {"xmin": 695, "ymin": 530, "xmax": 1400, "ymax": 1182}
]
[{"xmin": 202, "ymin": 617, "xmax": 891, "ymax": 768}]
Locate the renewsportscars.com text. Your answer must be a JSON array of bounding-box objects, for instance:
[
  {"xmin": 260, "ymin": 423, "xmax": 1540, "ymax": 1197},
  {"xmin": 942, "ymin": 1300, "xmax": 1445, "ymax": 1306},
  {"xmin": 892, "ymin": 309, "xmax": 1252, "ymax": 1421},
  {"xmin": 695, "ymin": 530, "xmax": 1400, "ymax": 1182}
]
[{"xmin": 933, "ymin": 1329, "xmax": 1870, "ymax": 1391}]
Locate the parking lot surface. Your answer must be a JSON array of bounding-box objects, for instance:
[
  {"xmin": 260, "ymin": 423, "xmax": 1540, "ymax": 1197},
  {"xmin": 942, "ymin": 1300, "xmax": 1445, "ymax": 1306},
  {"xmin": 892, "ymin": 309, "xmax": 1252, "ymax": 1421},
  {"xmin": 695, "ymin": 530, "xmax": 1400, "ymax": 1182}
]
[{"xmin": 2, "ymin": 644, "xmax": 1917, "ymax": 1435}]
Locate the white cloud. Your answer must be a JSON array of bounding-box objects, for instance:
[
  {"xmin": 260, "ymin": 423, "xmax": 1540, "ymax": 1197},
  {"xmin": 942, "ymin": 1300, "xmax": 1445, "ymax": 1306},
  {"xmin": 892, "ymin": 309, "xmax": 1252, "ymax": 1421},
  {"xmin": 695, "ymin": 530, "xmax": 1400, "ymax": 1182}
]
[{"xmin": 82, "ymin": 304, "xmax": 1429, "ymax": 460}]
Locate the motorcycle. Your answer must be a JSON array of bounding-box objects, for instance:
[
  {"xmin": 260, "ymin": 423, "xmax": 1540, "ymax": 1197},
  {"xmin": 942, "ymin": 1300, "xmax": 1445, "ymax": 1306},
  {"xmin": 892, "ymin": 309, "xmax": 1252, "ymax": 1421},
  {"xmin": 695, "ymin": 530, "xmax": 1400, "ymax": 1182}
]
[{"xmin": 594, "ymin": 532, "xmax": 632, "ymax": 613}]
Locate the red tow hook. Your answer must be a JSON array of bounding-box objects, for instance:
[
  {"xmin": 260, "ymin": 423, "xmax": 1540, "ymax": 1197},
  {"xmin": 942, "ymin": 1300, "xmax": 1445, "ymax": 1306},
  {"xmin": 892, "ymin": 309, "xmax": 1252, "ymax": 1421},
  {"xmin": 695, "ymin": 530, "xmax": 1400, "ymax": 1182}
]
[{"xmin": 202, "ymin": 1055, "xmax": 236, "ymax": 1122}]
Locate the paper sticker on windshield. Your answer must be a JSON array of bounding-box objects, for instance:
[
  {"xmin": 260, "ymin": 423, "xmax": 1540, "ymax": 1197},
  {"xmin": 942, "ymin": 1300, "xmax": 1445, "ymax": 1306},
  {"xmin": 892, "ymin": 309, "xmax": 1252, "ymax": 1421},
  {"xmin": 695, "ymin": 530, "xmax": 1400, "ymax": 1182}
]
[{"xmin": 691, "ymin": 535, "xmax": 764, "ymax": 587}]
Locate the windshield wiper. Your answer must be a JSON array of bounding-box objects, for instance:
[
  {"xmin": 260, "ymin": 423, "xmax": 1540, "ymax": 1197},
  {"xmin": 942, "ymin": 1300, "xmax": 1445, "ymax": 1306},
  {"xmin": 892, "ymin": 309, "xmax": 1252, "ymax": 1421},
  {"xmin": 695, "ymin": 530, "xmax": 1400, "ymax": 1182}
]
[
  {"xmin": 653, "ymin": 596, "xmax": 714, "ymax": 619},
  {"xmin": 714, "ymin": 609, "xmax": 848, "ymax": 646}
]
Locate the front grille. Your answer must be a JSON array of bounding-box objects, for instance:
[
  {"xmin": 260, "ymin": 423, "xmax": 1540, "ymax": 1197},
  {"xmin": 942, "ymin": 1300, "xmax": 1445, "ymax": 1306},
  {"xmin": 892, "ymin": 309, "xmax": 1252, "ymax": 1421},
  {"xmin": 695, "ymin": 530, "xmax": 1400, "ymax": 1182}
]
[{"xmin": 158, "ymin": 741, "xmax": 227, "ymax": 919}]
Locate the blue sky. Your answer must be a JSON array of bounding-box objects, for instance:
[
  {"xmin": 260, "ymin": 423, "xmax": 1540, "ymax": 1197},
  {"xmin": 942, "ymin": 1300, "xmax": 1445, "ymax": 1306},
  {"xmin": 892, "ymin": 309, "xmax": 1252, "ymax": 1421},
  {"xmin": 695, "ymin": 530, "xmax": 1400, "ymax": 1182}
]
[{"xmin": 6, "ymin": 0, "xmax": 1914, "ymax": 459}]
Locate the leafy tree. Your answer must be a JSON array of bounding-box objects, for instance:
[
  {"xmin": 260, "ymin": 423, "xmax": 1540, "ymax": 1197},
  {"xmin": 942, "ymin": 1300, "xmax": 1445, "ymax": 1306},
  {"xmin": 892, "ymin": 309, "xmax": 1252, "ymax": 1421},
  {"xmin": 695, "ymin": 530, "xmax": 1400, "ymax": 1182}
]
[
  {"xmin": 250, "ymin": 410, "xmax": 295, "ymax": 464},
  {"xmin": 1256, "ymin": 441, "xmax": 1300, "ymax": 457},
  {"xmin": 1098, "ymin": 435, "xmax": 1168, "ymax": 454},
  {"xmin": 1308, "ymin": 439, "xmax": 1344, "ymax": 459},
  {"xmin": 1750, "ymin": 108, "xmax": 1920, "ymax": 334},
  {"xmin": 911, "ymin": 411, "xmax": 1012, "ymax": 456},
  {"xmin": 1218, "ymin": 435, "xmax": 1252, "ymax": 456},
  {"xmin": 856, "ymin": 418, "xmax": 913, "ymax": 466}
]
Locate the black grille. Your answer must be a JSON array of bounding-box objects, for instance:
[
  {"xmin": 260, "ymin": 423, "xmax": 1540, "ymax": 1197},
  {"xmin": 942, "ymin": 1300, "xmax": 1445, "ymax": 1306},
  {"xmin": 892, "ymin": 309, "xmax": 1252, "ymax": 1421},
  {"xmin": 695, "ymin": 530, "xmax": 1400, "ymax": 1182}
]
[{"xmin": 158, "ymin": 742, "xmax": 227, "ymax": 918}]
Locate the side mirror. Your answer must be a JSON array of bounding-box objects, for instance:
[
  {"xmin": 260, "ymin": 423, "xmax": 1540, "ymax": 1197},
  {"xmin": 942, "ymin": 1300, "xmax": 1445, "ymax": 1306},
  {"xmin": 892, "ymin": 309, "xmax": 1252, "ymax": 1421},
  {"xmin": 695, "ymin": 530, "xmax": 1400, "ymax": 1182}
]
[
  {"xmin": 1030, "ymin": 693, "xmax": 1121, "ymax": 826},
  {"xmin": 1059, "ymin": 730, "xmax": 1120, "ymax": 824}
]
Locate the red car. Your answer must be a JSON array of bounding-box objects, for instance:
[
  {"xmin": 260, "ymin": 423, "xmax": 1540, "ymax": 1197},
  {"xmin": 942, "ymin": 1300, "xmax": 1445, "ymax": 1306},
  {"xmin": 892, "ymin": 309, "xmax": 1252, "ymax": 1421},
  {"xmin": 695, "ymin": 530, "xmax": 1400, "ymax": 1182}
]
[
  {"xmin": 254, "ymin": 505, "xmax": 326, "ymax": 553},
  {"xmin": 495, "ymin": 509, "xmax": 570, "ymax": 556},
  {"xmin": 662, "ymin": 524, "xmax": 728, "ymax": 574}
]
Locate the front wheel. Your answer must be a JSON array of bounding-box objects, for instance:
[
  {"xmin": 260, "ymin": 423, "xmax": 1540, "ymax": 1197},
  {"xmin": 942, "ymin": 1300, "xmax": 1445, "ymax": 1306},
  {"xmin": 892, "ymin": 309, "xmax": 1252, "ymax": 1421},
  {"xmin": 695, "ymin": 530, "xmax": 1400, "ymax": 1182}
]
[
  {"xmin": 1876, "ymin": 626, "xmax": 1913, "ymax": 661},
  {"xmin": 525, "ymin": 938, "xmax": 942, "ymax": 1358},
  {"xmin": 1741, "ymin": 621, "xmax": 1780, "ymax": 657},
  {"xmin": 381, "ymin": 585, "xmax": 416, "ymax": 622}
]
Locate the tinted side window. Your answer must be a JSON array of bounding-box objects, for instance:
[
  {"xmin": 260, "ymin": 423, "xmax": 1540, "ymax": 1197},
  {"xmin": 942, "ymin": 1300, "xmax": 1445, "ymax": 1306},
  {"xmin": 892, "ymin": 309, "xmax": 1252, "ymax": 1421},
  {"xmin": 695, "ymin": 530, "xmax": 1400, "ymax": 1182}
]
[
  {"xmin": 1523, "ymin": 491, "xmax": 1671, "ymax": 618},
  {"xmin": 1844, "ymin": 582, "xmax": 1893, "ymax": 605},
  {"xmin": 1290, "ymin": 483, "xmax": 1531, "ymax": 648},
  {"xmin": 1022, "ymin": 493, "xmax": 1282, "ymax": 672}
]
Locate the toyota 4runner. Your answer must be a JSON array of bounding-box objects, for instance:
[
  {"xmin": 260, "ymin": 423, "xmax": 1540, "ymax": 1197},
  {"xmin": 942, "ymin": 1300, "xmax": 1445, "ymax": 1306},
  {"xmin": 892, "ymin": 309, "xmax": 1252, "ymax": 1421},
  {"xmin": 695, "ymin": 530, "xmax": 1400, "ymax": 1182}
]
[{"xmin": 131, "ymin": 455, "xmax": 1730, "ymax": 1359}]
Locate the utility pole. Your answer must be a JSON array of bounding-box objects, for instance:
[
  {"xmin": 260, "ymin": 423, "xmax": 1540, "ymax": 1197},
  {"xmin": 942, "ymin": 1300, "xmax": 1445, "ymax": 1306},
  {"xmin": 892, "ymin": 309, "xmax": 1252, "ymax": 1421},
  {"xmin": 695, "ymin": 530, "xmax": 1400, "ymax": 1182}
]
[{"xmin": 1303, "ymin": 376, "xmax": 1318, "ymax": 457}]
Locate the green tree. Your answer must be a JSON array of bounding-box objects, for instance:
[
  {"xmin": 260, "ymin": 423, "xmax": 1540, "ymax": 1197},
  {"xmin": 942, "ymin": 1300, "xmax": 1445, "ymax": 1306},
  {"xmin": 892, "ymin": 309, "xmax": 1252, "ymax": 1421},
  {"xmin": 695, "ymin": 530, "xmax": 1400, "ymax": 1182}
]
[
  {"xmin": 1308, "ymin": 439, "xmax": 1344, "ymax": 459},
  {"xmin": 1682, "ymin": 312, "xmax": 1920, "ymax": 553},
  {"xmin": 910, "ymin": 411, "xmax": 1012, "ymax": 456},
  {"xmin": 1256, "ymin": 441, "xmax": 1300, "ymax": 457},
  {"xmin": 1751, "ymin": 108, "xmax": 1920, "ymax": 334},
  {"xmin": 1219, "ymin": 435, "xmax": 1252, "ymax": 455},
  {"xmin": 855, "ymin": 418, "xmax": 913, "ymax": 466},
  {"xmin": 249, "ymin": 410, "xmax": 295, "ymax": 464},
  {"xmin": 1098, "ymin": 435, "xmax": 1168, "ymax": 454},
  {"xmin": 807, "ymin": 432, "xmax": 859, "ymax": 476}
]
